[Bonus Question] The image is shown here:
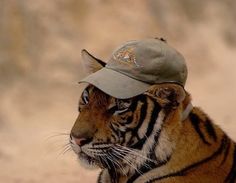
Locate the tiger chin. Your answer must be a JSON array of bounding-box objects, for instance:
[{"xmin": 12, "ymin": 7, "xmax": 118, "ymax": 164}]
[{"xmin": 70, "ymin": 50, "xmax": 236, "ymax": 183}]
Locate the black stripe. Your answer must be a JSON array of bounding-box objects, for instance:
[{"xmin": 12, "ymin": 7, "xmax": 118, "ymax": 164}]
[
  {"xmin": 130, "ymin": 101, "xmax": 161, "ymax": 150},
  {"xmin": 92, "ymin": 142, "xmax": 111, "ymax": 146},
  {"xmin": 126, "ymin": 97, "xmax": 148, "ymax": 146},
  {"xmin": 97, "ymin": 171, "xmax": 103, "ymax": 183},
  {"xmin": 189, "ymin": 112, "xmax": 210, "ymax": 145},
  {"xmin": 112, "ymin": 96, "xmax": 148, "ymax": 145},
  {"xmin": 111, "ymin": 134, "xmax": 117, "ymax": 142},
  {"xmin": 127, "ymin": 156, "xmax": 171, "ymax": 183},
  {"xmin": 127, "ymin": 161, "xmax": 157, "ymax": 183},
  {"xmin": 147, "ymin": 135, "xmax": 228, "ymax": 183},
  {"xmin": 131, "ymin": 98, "xmax": 148, "ymax": 134},
  {"xmin": 124, "ymin": 99, "xmax": 139, "ymax": 125},
  {"xmin": 130, "ymin": 136, "xmax": 145, "ymax": 149},
  {"xmin": 110, "ymin": 123, "xmax": 120, "ymax": 137},
  {"xmin": 108, "ymin": 166, "xmax": 119, "ymax": 183},
  {"xmin": 128, "ymin": 114, "xmax": 171, "ymax": 183},
  {"xmin": 125, "ymin": 116, "xmax": 133, "ymax": 125},
  {"xmin": 110, "ymin": 123, "xmax": 126, "ymax": 144},
  {"xmin": 205, "ymin": 118, "xmax": 217, "ymax": 142},
  {"xmin": 221, "ymin": 138, "xmax": 231, "ymax": 165},
  {"xmin": 100, "ymin": 154, "xmax": 119, "ymax": 183},
  {"xmin": 225, "ymin": 144, "xmax": 236, "ymax": 183},
  {"xmin": 119, "ymin": 131, "xmax": 126, "ymax": 145},
  {"xmin": 138, "ymin": 98, "xmax": 148, "ymax": 128},
  {"xmin": 129, "ymin": 96, "xmax": 143, "ymax": 111}
]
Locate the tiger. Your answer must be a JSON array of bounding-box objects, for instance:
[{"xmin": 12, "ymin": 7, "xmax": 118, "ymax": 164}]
[{"xmin": 70, "ymin": 51, "xmax": 236, "ymax": 183}]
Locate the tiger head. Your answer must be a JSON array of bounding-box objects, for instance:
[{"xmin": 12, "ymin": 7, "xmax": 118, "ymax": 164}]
[{"xmin": 70, "ymin": 50, "xmax": 188, "ymax": 175}]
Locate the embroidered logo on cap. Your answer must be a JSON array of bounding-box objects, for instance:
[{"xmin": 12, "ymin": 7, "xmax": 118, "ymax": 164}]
[{"xmin": 113, "ymin": 47, "xmax": 139, "ymax": 66}]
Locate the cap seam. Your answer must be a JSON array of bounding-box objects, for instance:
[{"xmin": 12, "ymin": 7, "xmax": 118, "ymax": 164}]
[{"xmin": 159, "ymin": 40, "xmax": 167, "ymax": 58}]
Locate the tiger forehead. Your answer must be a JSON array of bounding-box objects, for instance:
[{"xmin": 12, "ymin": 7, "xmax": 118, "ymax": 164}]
[{"xmin": 85, "ymin": 86, "xmax": 111, "ymax": 107}]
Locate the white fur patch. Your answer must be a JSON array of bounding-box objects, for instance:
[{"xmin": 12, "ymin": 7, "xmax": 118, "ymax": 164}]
[
  {"xmin": 124, "ymin": 110, "xmax": 166, "ymax": 174},
  {"xmin": 137, "ymin": 111, "xmax": 166, "ymax": 167},
  {"xmin": 155, "ymin": 129, "xmax": 174, "ymax": 161}
]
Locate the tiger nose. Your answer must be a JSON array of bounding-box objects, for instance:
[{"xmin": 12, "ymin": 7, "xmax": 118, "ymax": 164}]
[{"xmin": 70, "ymin": 134, "xmax": 92, "ymax": 146}]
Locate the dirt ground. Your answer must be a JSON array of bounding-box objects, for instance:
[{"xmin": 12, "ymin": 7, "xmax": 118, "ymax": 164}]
[{"xmin": 0, "ymin": 1, "xmax": 236, "ymax": 183}]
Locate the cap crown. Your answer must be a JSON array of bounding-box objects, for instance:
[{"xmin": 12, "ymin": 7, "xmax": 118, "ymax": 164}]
[{"xmin": 106, "ymin": 39, "xmax": 187, "ymax": 86}]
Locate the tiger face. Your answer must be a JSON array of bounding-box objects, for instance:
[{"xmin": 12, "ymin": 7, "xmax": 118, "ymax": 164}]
[{"xmin": 70, "ymin": 83, "xmax": 186, "ymax": 174}]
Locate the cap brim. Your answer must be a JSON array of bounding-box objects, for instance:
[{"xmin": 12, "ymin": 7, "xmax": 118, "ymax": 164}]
[{"xmin": 79, "ymin": 68, "xmax": 151, "ymax": 99}]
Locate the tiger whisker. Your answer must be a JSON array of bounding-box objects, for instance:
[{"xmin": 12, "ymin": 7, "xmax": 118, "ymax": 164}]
[
  {"xmin": 111, "ymin": 147, "xmax": 144, "ymax": 176},
  {"xmin": 104, "ymin": 153, "xmax": 118, "ymax": 178},
  {"xmin": 143, "ymin": 134, "xmax": 154, "ymax": 150},
  {"xmin": 112, "ymin": 147, "xmax": 153, "ymax": 181},
  {"xmin": 44, "ymin": 132, "xmax": 70, "ymax": 141},
  {"xmin": 105, "ymin": 154, "xmax": 120, "ymax": 172},
  {"xmin": 62, "ymin": 146, "xmax": 72, "ymax": 155},
  {"xmin": 98, "ymin": 155, "xmax": 112, "ymax": 170},
  {"xmin": 86, "ymin": 148, "xmax": 126, "ymax": 176},
  {"xmin": 58, "ymin": 143, "xmax": 72, "ymax": 156},
  {"xmin": 112, "ymin": 146, "xmax": 155, "ymax": 171},
  {"xmin": 118, "ymin": 145, "xmax": 156, "ymax": 163},
  {"xmin": 114, "ymin": 145, "xmax": 157, "ymax": 163},
  {"xmin": 107, "ymin": 151, "xmax": 127, "ymax": 176}
]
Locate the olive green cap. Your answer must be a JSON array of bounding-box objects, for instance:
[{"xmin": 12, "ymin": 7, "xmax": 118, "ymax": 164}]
[{"xmin": 80, "ymin": 38, "xmax": 187, "ymax": 99}]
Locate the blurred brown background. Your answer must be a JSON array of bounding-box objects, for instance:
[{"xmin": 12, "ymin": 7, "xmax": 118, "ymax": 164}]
[{"xmin": 0, "ymin": 0, "xmax": 236, "ymax": 182}]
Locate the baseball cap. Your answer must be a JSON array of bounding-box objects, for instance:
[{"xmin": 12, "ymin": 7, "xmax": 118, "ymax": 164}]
[{"xmin": 79, "ymin": 38, "xmax": 188, "ymax": 99}]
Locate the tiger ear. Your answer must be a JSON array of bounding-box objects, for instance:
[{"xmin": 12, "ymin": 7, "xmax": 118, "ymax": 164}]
[
  {"xmin": 145, "ymin": 83, "xmax": 186, "ymax": 107},
  {"xmin": 81, "ymin": 49, "xmax": 106, "ymax": 74}
]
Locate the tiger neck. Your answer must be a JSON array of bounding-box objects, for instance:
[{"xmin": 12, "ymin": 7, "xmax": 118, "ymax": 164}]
[{"xmin": 124, "ymin": 101, "xmax": 193, "ymax": 182}]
